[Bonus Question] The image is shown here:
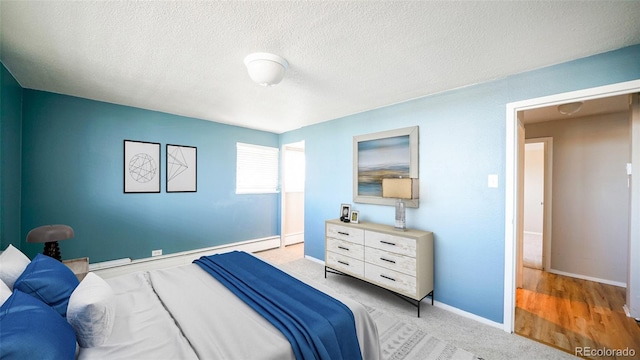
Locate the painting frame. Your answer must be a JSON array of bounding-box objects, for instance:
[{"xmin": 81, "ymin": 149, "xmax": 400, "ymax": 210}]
[
  {"xmin": 353, "ymin": 126, "xmax": 419, "ymax": 207},
  {"xmin": 166, "ymin": 144, "xmax": 197, "ymax": 193},
  {"xmin": 124, "ymin": 140, "xmax": 161, "ymax": 193},
  {"xmin": 340, "ymin": 203, "xmax": 351, "ymax": 221},
  {"xmin": 350, "ymin": 210, "xmax": 360, "ymax": 224}
]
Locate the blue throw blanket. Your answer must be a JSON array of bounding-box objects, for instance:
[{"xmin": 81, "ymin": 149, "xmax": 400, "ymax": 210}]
[{"xmin": 194, "ymin": 251, "xmax": 362, "ymax": 360}]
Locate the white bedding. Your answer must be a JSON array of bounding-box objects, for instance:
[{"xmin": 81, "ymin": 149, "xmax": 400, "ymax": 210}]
[{"xmin": 78, "ymin": 261, "xmax": 380, "ymax": 360}]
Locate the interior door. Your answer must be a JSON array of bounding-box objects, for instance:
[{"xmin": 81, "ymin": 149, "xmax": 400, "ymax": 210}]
[
  {"xmin": 523, "ymin": 141, "xmax": 544, "ymax": 270},
  {"xmin": 516, "ymin": 115, "xmax": 525, "ymax": 288},
  {"xmin": 282, "ymin": 142, "xmax": 305, "ymax": 246},
  {"xmin": 628, "ymin": 94, "xmax": 640, "ymax": 317}
]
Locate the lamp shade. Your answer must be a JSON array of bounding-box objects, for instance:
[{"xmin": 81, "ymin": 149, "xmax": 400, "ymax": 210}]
[
  {"xmin": 382, "ymin": 178, "xmax": 419, "ymax": 200},
  {"xmin": 27, "ymin": 225, "xmax": 74, "ymax": 243},
  {"xmin": 244, "ymin": 52, "xmax": 288, "ymax": 86}
]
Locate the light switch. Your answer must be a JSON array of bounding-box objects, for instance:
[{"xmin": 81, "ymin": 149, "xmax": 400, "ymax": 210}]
[{"xmin": 488, "ymin": 174, "xmax": 498, "ymax": 188}]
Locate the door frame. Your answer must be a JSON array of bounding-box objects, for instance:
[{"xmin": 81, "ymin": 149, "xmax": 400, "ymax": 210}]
[{"xmin": 504, "ymin": 79, "xmax": 640, "ymax": 333}]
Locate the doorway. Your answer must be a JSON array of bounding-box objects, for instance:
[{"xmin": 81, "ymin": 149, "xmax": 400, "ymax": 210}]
[
  {"xmin": 504, "ymin": 80, "xmax": 640, "ymax": 333},
  {"xmin": 281, "ymin": 141, "xmax": 305, "ymax": 248}
]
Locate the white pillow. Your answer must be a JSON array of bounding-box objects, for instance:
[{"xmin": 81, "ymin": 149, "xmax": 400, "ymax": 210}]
[
  {"xmin": 66, "ymin": 272, "xmax": 116, "ymax": 348},
  {"xmin": 0, "ymin": 279, "xmax": 11, "ymax": 306},
  {"xmin": 0, "ymin": 244, "xmax": 31, "ymax": 289}
]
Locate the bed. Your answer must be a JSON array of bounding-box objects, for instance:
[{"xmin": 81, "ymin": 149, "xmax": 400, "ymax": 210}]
[{"xmin": 0, "ymin": 245, "xmax": 380, "ymax": 360}]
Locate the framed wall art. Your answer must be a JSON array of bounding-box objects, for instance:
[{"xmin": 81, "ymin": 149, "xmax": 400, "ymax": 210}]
[
  {"xmin": 166, "ymin": 144, "xmax": 197, "ymax": 192},
  {"xmin": 124, "ymin": 140, "xmax": 161, "ymax": 193},
  {"xmin": 353, "ymin": 126, "xmax": 419, "ymax": 207}
]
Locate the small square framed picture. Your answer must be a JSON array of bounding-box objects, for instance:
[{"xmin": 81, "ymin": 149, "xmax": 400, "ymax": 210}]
[
  {"xmin": 350, "ymin": 210, "xmax": 359, "ymax": 224},
  {"xmin": 340, "ymin": 203, "xmax": 351, "ymax": 221}
]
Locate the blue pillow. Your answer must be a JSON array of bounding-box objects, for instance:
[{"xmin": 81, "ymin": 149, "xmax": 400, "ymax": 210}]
[
  {"xmin": 14, "ymin": 253, "xmax": 79, "ymax": 317},
  {"xmin": 0, "ymin": 290, "xmax": 76, "ymax": 360}
]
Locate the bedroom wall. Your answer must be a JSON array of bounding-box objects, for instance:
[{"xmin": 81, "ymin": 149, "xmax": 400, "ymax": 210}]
[
  {"xmin": 525, "ymin": 112, "xmax": 630, "ymax": 284},
  {"xmin": 19, "ymin": 90, "xmax": 280, "ymax": 263},
  {"xmin": 0, "ymin": 64, "xmax": 23, "ymax": 250},
  {"xmin": 280, "ymin": 44, "xmax": 640, "ymax": 323}
]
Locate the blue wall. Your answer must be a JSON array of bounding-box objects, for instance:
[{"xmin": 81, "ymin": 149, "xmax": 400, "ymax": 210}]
[
  {"xmin": 19, "ymin": 90, "xmax": 280, "ymax": 263},
  {"xmin": 3, "ymin": 44, "xmax": 639, "ymax": 324},
  {"xmin": 280, "ymin": 44, "xmax": 640, "ymax": 323},
  {"xmin": 0, "ymin": 64, "xmax": 23, "ymax": 250}
]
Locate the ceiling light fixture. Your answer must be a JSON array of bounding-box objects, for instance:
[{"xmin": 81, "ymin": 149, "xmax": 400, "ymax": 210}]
[
  {"xmin": 557, "ymin": 101, "xmax": 584, "ymax": 115},
  {"xmin": 244, "ymin": 52, "xmax": 288, "ymax": 87}
]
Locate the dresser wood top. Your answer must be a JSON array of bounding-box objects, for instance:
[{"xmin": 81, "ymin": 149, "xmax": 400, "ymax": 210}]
[{"xmin": 326, "ymin": 219, "xmax": 432, "ymax": 238}]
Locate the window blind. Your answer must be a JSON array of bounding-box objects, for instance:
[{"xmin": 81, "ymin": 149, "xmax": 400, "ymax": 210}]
[{"xmin": 236, "ymin": 142, "xmax": 279, "ymax": 194}]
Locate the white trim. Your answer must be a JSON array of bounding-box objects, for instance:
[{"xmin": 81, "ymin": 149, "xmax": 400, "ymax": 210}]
[
  {"xmin": 433, "ymin": 301, "xmax": 503, "ymax": 330},
  {"xmin": 311, "ymin": 256, "xmax": 503, "ymax": 329},
  {"xmin": 547, "ymin": 268, "xmax": 627, "ymax": 288},
  {"xmin": 91, "ymin": 236, "xmax": 281, "ymax": 278},
  {"xmin": 504, "ymin": 79, "xmax": 640, "ymax": 333},
  {"xmin": 305, "ymin": 255, "xmax": 325, "ymax": 265},
  {"xmin": 284, "ymin": 232, "xmax": 304, "ymax": 246}
]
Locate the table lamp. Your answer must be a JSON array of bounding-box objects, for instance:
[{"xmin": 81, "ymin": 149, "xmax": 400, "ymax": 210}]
[
  {"xmin": 26, "ymin": 225, "xmax": 74, "ymax": 261},
  {"xmin": 382, "ymin": 178, "xmax": 419, "ymax": 231}
]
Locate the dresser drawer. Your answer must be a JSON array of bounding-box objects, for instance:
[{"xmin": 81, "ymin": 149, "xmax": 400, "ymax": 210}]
[
  {"xmin": 365, "ymin": 231, "xmax": 416, "ymax": 257},
  {"xmin": 326, "ymin": 251, "xmax": 364, "ymax": 277},
  {"xmin": 365, "ymin": 247, "xmax": 416, "ymax": 276},
  {"xmin": 326, "ymin": 238, "xmax": 364, "ymax": 260},
  {"xmin": 327, "ymin": 224, "xmax": 364, "ymax": 245},
  {"xmin": 365, "ymin": 263, "xmax": 416, "ymax": 298}
]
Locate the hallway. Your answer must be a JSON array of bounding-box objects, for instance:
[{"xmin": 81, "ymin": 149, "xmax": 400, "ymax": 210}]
[{"xmin": 515, "ymin": 267, "xmax": 640, "ymax": 359}]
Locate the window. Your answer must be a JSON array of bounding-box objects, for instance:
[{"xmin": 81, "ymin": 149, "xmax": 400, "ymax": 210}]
[{"xmin": 236, "ymin": 142, "xmax": 279, "ymax": 194}]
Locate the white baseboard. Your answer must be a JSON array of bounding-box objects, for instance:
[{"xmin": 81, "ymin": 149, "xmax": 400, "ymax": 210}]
[
  {"xmin": 284, "ymin": 232, "xmax": 304, "ymax": 246},
  {"xmin": 91, "ymin": 236, "xmax": 281, "ymax": 279},
  {"xmin": 547, "ymin": 268, "xmax": 627, "ymax": 288},
  {"xmin": 433, "ymin": 301, "xmax": 503, "ymax": 329},
  {"xmin": 306, "ymin": 256, "xmax": 503, "ymax": 329},
  {"xmin": 305, "ymin": 255, "xmax": 324, "ymax": 265}
]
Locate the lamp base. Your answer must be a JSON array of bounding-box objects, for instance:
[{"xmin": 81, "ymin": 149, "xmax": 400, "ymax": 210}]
[
  {"xmin": 43, "ymin": 241, "xmax": 62, "ymax": 261},
  {"xmin": 394, "ymin": 198, "xmax": 407, "ymax": 231}
]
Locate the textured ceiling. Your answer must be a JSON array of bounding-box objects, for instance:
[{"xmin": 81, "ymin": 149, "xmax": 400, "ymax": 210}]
[{"xmin": 2, "ymin": 1, "xmax": 640, "ymax": 134}]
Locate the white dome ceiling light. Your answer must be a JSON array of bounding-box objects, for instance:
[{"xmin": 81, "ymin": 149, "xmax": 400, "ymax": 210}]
[
  {"xmin": 243, "ymin": 52, "xmax": 289, "ymax": 87},
  {"xmin": 557, "ymin": 101, "xmax": 584, "ymax": 115}
]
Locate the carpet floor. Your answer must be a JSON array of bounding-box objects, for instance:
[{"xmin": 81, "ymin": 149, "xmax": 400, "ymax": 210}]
[{"xmin": 279, "ymin": 257, "xmax": 579, "ymax": 360}]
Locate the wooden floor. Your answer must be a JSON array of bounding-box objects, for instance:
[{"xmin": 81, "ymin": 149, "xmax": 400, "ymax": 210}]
[
  {"xmin": 254, "ymin": 242, "xmax": 304, "ymax": 265},
  {"xmin": 516, "ymin": 267, "xmax": 640, "ymax": 359}
]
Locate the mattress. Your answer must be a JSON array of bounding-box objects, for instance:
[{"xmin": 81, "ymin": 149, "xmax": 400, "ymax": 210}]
[{"xmin": 77, "ymin": 260, "xmax": 380, "ymax": 360}]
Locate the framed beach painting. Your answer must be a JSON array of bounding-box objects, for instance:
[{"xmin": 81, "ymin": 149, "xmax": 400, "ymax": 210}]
[{"xmin": 353, "ymin": 126, "xmax": 419, "ymax": 207}]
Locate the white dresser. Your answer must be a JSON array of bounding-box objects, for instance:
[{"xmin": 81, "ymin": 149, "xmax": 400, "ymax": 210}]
[{"xmin": 324, "ymin": 219, "xmax": 434, "ymax": 316}]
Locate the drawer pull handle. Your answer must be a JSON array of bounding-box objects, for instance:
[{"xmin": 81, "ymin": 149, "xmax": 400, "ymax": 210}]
[
  {"xmin": 338, "ymin": 231, "xmax": 349, "ymax": 236},
  {"xmin": 380, "ymin": 240, "xmax": 397, "ymax": 246},
  {"xmin": 380, "ymin": 274, "xmax": 396, "ymax": 281},
  {"xmin": 380, "ymin": 257, "xmax": 396, "ymax": 264},
  {"xmin": 338, "ymin": 246, "xmax": 350, "ymax": 251},
  {"xmin": 338, "ymin": 260, "xmax": 350, "ymax": 266}
]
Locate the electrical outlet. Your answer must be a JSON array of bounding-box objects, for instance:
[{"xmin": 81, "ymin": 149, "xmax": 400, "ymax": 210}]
[{"xmin": 151, "ymin": 249, "xmax": 162, "ymax": 257}]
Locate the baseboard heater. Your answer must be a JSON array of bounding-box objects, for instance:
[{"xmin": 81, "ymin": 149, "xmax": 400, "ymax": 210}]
[{"xmin": 90, "ymin": 236, "xmax": 281, "ymax": 279}]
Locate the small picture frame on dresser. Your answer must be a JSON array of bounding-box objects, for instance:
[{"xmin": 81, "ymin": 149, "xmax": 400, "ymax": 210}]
[
  {"xmin": 350, "ymin": 210, "xmax": 359, "ymax": 223},
  {"xmin": 340, "ymin": 203, "xmax": 351, "ymax": 222}
]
